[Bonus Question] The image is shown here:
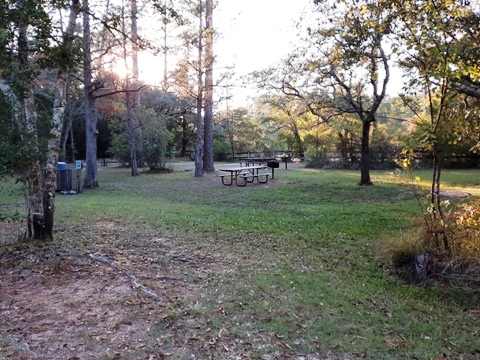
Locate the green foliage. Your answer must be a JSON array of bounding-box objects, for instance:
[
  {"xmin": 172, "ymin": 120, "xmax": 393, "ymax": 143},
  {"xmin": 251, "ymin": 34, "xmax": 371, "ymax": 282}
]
[
  {"xmin": 141, "ymin": 115, "xmax": 174, "ymax": 170},
  {"xmin": 107, "ymin": 132, "xmax": 134, "ymax": 165},
  {"xmin": 212, "ymin": 138, "xmax": 230, "ymax": 160},
  {"xmin": 0, "ymin": 94, "xmax": 45, "ymax": 181}
]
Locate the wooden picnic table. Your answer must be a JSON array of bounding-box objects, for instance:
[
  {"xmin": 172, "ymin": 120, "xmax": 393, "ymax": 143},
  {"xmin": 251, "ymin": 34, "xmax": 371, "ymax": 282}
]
[{"xmin": 218, "ymin": 165, "xmax": 270, "ymax": 187}]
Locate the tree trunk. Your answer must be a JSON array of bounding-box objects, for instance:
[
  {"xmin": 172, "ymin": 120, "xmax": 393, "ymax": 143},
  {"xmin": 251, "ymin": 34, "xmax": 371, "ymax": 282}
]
[
  {"xmin": 359, "ymin": 120, "xmax": 373, "ymax": 186},
  {"xmin": 130, "ymin": 0, "xmax": 139, "ymax": 107},
  {"xmin": 17, "ymin": 2, "xmax": 46, "ymax": 239},
  {"xmin": 194, "ymin": 0, "xmax": 204, "ymax": 177},
  {"xmin": 431, "ymin": 143, "xmax": 449, "ymax": 250},
  {"xmin": 23, "ymin": 86, "xmax": 44, "ymax": 238},
  {"xmin": 127, "ymin": 92, "xmax": 139, "ymax": 175},
  {"xmin": 181, "ymin": 116, "xmax": 189, "ymax": 157},
  {"xmin": 83, "ymin": 0, "xmax": 99, "ymax": 188},
  {"xmin": 70, "ymin": 122, "xmax": 76, "ymax": 162},
  {"xmin": 123, "ymin": 2, "xmax": 139, "ymax": 176},
  {"xmin": 0, "ymin": 79, "xmax": 43, "ymax": 238},
  {"xmin": 162, "ymin": 5, "xmax": 168, "ymax": 92},
  {"xmin": 42, "ymin": 0, "xmax": 80, "ymax": 239},
  {"xmin": 203, "ymin": 0, "xmax": 214, "ymax": 173}
]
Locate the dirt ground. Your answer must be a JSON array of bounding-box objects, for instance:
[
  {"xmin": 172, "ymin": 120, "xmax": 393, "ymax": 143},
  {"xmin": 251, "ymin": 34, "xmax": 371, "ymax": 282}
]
[{"xmin": 0, "ymin": 220, "xmax": 269, "ymax": 360}]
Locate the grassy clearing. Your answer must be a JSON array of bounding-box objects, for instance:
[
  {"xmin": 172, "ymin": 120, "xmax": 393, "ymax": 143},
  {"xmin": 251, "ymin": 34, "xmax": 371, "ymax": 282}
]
[{"xmin": 2, "ymin": 164, "xmax": 480, "ymax": 358}]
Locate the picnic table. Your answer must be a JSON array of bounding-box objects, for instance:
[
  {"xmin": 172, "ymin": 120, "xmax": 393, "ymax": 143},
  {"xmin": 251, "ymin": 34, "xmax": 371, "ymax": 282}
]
[
  {"xmin": 236, "ymin": 157, "xmax": 276, "ymax": 166},
  {"xmin": 218, "ymin": 165, "xmax": 270, "ymax": 187}
]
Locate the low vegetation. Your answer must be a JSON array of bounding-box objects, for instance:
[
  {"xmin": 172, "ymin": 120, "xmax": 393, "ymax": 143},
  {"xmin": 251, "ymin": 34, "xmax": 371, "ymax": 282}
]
[{"xmin": 1, "ymin": 164, "xmax": 479, "ymax": 359}]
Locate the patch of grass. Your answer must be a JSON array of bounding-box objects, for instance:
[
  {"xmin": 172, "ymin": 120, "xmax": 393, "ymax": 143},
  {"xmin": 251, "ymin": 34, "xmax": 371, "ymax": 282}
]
[{"xmin": 4, "ymin": 165, "xmax": 480, "ymax": 358}]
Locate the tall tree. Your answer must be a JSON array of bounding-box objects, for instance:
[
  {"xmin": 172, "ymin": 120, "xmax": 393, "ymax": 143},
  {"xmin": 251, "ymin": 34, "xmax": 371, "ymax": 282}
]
[
  {"xmin": 274, "ymin": 0, "xmax": 392, "ymax": 185},
  {"xmin": 202, "ymin": 0, "xmax": 214, "ymax": 173},
  {"xmin": 123, "ymin": 0, "xmax": 139, "ymax": 176},
  {"xmin": 16, "ymin": 0, "xmax": 45, "ymax": 238},
  {"xmin": 42, "ymin": 0, "xmax": 81, "ymax": 237},
  {"xmin": 390, "ymin": 0, "xmax": 479, "ymax": 249},
  {"xmin": 0, "ymin": 0, "xmax": 81, "ymax": 239},
  {"xmin": 83, "ymin": 0, "xmax": 99, "ymax": 188},
  {"xmin": 194, "ymin": 0, "xmax": 204, "ymax": 177}
]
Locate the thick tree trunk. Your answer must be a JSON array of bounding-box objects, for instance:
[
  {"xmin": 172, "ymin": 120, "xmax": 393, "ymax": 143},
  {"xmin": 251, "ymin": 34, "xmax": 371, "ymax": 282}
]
[
  {"xmin": 83, "ymin": 0, "xmax": 99, "ymax": 188},
  {"xmin": 203, "ymin": 0, "xmax": 214, "ymax": 173},
  {"xmin": 42, "ymin": 0, "xmax": 80, "ymax": 239},
  {"xmin": 22, "ymin": 86, "xmax": 44, "ymax": 238},
  {"xmin": 42, "ymin": 69, "xmax": 69, "ymax": 239},
  {"xmin": 17, "ymin": 3, "xmax": 45, "ymax": 239},
  {"xmin": 359, "ymin": 120, "xmax": 373, "ymax": 186},
  {"xmin": 0, "ymin": 79, "xmax": 43, "ymax": 238},
  {"xmin": 84, "ymin": 90, "xmax": 98, "ymax": 188}
]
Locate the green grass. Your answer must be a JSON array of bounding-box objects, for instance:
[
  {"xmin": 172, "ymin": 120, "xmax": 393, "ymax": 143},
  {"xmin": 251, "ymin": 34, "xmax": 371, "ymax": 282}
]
[{"xmin": 3, "ymin": 164, "xmax": 480, "ymax": 358}]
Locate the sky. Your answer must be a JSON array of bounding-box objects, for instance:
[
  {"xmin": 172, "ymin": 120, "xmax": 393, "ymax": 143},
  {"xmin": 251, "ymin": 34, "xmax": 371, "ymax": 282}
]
[
  {"xmin": 137, "ymin": 1, "xmax": 312, "ymax": 107},
  {"xmin": 215, "ymin": 0, "xmax": 311, "ymax": 74},
  {"xmin": 213, "ymin": 0, "xmax": 312, "ymax": 105}
]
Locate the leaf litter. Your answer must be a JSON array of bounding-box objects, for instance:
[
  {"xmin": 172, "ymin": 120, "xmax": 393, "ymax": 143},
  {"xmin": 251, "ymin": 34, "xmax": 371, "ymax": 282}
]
[{"xmin": 0, "ymin": 221, "xmax": 329, "ymax": 359}]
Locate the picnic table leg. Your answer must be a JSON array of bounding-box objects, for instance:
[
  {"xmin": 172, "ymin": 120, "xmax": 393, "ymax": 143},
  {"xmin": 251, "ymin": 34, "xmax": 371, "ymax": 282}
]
[
  {"xmin": 221, "ymin": 174, "xmax": 234, "ymax": 186},
  {"xmin": 236, "ymin": 176, "xmax": 247, "ymax": 187},
  {"xmin": 257, "ymin": 174, "xmax": 269, "ymax": 184}
]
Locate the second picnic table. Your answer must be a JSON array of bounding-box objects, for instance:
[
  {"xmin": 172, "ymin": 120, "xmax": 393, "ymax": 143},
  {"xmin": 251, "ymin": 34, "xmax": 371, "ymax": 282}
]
[{"xmin": 218, "ymin": 165, "xmax": 270, "ymax": 187}]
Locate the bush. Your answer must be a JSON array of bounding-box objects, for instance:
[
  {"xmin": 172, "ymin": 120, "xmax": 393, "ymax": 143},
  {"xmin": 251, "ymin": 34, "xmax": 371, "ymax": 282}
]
[
  {"xmin": 386, "ymin": 198, "xmax": 480, "ymax": 284},
  {"xmin": 446, "ymin": 200, "xmax": 480, "ymax": 264},
  {"xmin": 142, "ymin": 125, "xmax": 173, "ymax": 170},
  {"xmin": 213, "ymin": 139, "xmax": 231, "ymax": 161},
  {"xmin": 107, "ymin": 133, "xmax": 131, "ymax": 165}
]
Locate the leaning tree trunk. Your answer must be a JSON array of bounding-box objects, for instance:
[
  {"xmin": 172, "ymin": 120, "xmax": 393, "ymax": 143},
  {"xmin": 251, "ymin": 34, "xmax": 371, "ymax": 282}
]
[
  {"xmin": 359, "ymin": 119, "xmax": 373, "ymax": 186},
  {"xmin": 16, "ymin": 3, "xmax": 46, "ymax": 239},
  {"xmin": 42, "ymin": 0, "xmax": 80, "ymax": 239},
  {"xmin": 202, "ymin": 0, "xmax": 215, "ymax": 173}
]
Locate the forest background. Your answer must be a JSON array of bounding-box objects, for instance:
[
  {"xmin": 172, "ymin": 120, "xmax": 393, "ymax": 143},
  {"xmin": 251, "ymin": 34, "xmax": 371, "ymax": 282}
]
[{"xmin": 1, "ymin": 0, "xmax": 480, "ymax": 253}]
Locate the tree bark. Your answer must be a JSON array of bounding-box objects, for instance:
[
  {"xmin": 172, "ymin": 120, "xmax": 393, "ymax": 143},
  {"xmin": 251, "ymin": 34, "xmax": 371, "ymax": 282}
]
[
  {"xmin": 17, "ymin": 1, "xmax": 45, "ymax": 239},
  {"xmin": 202, "ymin": 0, "xmax": 214, "ymax": 173},
  {"xmin": 42, "ymin": 0, "xmax": 81, "ymax": 239},
  {"xmin": 124, "ymin": 2, "xmax": 139, "ymax": 176},
  {"xmin": 127, "ymin": 92, "xmax": 139, "ymax": 175},
  {"xmin": 359, "ymin": 119, "xmax": 373, "ymax": 186},
  {"xmin": 130, "ymin": 0, "xmax": 139, "ymax": 107},
  {"xmin": 194, "ymin": 0, "xmax": 204, "ymax": 177},
  {"xmin": 83, "ymin": 0, "xmax": 99, "ymax": 188}
]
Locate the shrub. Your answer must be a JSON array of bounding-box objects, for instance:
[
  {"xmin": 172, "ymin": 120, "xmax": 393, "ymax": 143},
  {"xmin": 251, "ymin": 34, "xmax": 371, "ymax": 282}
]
[
  {"xmin": 142, "ymin": 125, "xmax": 173, "ymax": 170},
  {"xmin": 387, "ymin": 198, "xmax": 480, "ymax": 284},
  {"xmin": 447, "ymin": 200, "xmax": 480, "ymax": 265}
]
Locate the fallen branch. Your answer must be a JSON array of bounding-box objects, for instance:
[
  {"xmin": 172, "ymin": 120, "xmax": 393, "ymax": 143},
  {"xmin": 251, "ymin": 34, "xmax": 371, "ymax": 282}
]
[
  {"xmin": 86, "ymin": 253, "xmax": 172, "ymax": 303},
  {"xmin": 58, "ymin": 250, "xmax": 171, "ymax": 303}
]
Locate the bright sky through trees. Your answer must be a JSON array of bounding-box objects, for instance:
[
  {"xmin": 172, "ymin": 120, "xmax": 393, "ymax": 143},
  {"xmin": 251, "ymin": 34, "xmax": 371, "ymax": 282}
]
[
  {"xmin": 215, "ymin": 0, "xmax": 311, "ymax": 74},
  {"xmin": 213, "ymin": 0, "xmax": 312, "ymax": 106},
  {"xmin": 136, "ymin": 1, "xmax": 311, "ymax": 105}
]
